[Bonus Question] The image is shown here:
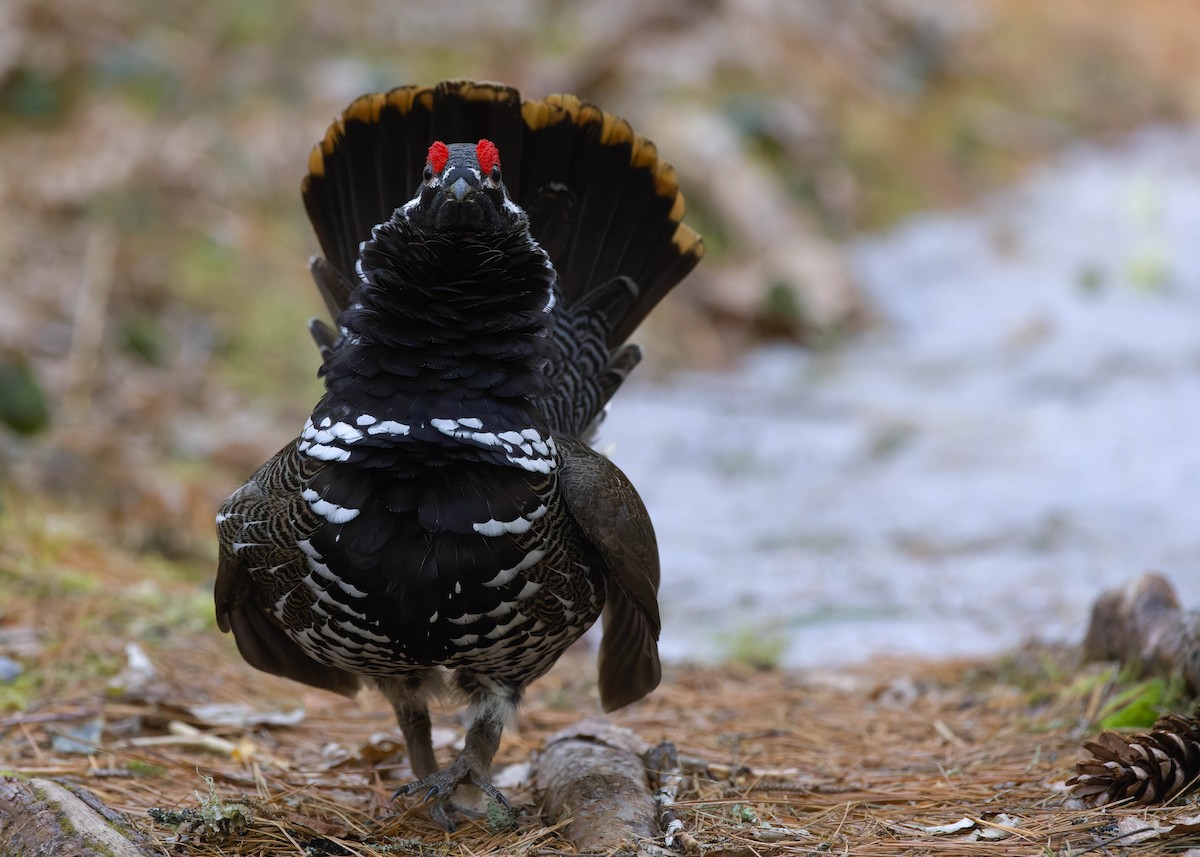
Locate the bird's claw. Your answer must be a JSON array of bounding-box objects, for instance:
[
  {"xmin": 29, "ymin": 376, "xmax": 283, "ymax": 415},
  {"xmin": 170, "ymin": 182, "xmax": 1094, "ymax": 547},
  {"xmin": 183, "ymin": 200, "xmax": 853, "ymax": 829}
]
[
  {"xmin": 391, "ymin": 761, "xmax": 512, "ymax": 832},
  {"xmin": 478, "ymin": 780, "xmax": 512, "ymax": 812}
]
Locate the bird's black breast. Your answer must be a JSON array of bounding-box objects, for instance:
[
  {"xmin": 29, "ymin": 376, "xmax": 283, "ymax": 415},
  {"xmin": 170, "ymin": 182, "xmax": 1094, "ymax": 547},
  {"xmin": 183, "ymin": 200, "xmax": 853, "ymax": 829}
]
[{"xmin": 258, "ymin": 449, "xmax": 605, "ymax": 677}]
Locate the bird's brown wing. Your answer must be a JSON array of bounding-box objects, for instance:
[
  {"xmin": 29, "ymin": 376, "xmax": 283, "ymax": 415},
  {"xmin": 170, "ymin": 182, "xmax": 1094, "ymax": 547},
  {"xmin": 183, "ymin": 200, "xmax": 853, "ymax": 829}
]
[
  {"xmin": 215, "ymin": 442, "xmax": 362, "ymax": 697},
  {"xmin": 556, "ymin": 435, "xmax": 661, "ymax": 711}
]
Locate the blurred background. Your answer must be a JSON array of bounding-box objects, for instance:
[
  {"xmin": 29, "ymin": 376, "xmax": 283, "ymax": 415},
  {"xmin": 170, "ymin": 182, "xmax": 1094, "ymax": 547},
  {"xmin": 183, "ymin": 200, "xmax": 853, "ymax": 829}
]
[{"xmin": 3, "ymin": 0, "xmax": 1200, "ymax": 677}]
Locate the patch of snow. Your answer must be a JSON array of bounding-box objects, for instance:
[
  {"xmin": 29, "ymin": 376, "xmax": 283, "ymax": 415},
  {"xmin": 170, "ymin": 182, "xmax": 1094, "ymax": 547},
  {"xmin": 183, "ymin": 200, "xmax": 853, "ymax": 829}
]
[{"xmin": 604, "ymin": 125, "xmax": 1200, "ymax": 668}]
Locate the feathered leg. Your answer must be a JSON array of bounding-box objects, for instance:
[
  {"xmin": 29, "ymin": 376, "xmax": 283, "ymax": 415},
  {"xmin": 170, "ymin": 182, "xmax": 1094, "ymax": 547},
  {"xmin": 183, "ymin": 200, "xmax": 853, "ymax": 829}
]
[
  {"xmin": 389, "ymin": 676, "xmax": 517, "ymax": 831},
  {"xmin": 375, "ymin": 672, "xmax": 442, "ymax": 800}
]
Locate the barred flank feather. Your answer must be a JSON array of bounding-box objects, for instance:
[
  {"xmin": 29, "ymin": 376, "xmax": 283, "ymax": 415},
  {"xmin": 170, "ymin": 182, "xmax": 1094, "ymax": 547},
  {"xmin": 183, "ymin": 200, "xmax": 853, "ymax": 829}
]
[{"xmin": 1066, "ymin": 709, "xmax": 1200, "ymax": 807}]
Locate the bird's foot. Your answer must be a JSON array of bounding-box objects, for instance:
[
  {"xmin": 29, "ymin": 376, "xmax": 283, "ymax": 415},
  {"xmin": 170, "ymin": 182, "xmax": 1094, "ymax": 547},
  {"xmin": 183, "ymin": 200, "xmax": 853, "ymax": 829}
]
[{"xmin": 392, "ymin": 757, "xmax": 514, "ymax": 832}]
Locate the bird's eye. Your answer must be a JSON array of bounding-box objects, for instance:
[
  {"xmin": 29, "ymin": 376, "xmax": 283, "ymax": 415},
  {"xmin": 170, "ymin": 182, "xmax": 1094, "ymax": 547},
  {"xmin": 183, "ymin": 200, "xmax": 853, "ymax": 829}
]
[
  {"xmin": 489, "ymin": 164, "xmax": 502, "ymax": 182},
  {"xmin": 423, "ymin": 163, "xmax": 434, "ymax": 182}
]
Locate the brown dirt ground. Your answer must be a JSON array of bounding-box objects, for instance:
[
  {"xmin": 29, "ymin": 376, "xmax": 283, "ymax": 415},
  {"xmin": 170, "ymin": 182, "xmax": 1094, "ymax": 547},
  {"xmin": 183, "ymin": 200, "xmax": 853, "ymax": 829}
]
[{"xmin": 1, "ymin": 518, "xmax": 1197, "ymax": 857}]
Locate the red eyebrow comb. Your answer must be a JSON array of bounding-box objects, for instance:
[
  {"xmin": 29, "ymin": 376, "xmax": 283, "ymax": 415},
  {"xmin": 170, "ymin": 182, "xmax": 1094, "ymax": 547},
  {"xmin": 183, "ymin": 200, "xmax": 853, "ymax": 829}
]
[
  {"xmin": 428, "ymin": 141, "xmax": 449, "ymax": 173},
  {"xmin": 476, "ymin": 139, "xmax": 499, "ymax": 174}
]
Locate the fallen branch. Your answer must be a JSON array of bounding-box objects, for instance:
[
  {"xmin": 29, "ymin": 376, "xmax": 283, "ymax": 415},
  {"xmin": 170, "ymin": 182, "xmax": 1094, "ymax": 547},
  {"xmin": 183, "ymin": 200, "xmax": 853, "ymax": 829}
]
[
  {"xmin": 0, "ymin": 775, "xmax": 151, "ymax": 857},
  {"xmin": 534, "ymin": 718, "xmax": 672, "ymax": 856},
  {"xmin": 1081, "ymin": 572, "xmax": 1200, "ymax": 692}
]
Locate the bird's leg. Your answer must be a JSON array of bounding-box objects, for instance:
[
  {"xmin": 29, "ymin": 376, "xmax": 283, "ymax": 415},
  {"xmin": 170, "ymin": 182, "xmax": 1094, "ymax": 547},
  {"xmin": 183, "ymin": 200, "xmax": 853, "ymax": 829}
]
[
  {"xmin": 375, "ymin": 673, "xmax": 439, "ymax": 779},
  {"xmin": 393, "ymin": 698, "xmax": 438, "ymax": 779},
  {"xmin": 392, "ymin": 683, "xmax": 518, "ymax": 831}
]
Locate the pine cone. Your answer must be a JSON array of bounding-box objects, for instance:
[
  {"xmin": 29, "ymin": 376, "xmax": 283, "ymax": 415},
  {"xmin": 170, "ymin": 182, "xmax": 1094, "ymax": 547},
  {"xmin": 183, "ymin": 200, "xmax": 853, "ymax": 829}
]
[{"xmin": 1066, "ymin": 710, "xmax": 1200, "ymax": 807}]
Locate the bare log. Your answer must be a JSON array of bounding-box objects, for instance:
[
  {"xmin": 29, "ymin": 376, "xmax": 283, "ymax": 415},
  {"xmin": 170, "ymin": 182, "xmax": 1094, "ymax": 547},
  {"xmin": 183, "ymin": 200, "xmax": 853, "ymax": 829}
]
[
  {"xmin": 0, "ymin": 776, "xmax": 151, "ymax": 857},
  {"xmin": 1081, "ymin": 572, "xmax": 1200, "ymax": 692},
  {"xmin": 534, "ymin": 718, "xmax": 671, "ymax": 856}
]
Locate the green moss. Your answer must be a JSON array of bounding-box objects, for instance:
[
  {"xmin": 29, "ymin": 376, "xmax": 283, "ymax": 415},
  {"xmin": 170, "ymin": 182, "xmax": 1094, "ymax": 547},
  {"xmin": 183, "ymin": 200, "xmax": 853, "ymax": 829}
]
[
  {"xmin": 0, "ymin": 671, "xmax": 40, "ymax": 713},
  {"xmin": 125, "ymin": 759, "xmax": 166, "ymax": 778},
  {"xmin": 194, "ymin": 773, "xmax": 254, "ymax": 840},
  {"xmin": 125, "ymin": 585, "xmax": 216, "ymax": 640},
  {"xmin": 731, "ymin": 803, "xmax": 762, "ymax": 825},
  {"xmin": 0, "ymin": 356, "xmax": 50, "ymax": 436},
  {"xmin": 717, "ymin": 625, "xmax": 787, "ymax": 671},
  {"xmin": 485, "ymin": 798, "xmax": 517, "ymax": 832},
  {"xmin": 0, "ymin": 67, "xmax": 71, "ymax": 120}
]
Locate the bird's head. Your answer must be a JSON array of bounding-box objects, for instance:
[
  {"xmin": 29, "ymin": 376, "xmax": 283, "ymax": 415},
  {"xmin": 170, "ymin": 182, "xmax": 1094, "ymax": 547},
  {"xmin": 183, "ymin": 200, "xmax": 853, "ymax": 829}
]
[{"xmin": 401, "ymin": 139, "xmax": 524, "ymax": 235}]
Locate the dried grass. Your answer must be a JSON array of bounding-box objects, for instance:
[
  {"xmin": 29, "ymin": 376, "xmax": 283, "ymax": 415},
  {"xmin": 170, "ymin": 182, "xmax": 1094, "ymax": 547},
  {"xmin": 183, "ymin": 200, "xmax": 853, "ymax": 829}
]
[
  {"xmin": 2, "ymin": 565, "xmax": 1198, "ymax": 857},
  {"xmin": 3, "ymin": 512, "xmax": 1198, "ymax": 855}
]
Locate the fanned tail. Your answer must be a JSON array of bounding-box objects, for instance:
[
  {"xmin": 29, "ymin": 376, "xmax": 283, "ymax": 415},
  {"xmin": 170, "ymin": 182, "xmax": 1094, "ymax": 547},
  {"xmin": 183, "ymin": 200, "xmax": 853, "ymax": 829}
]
[{"xmin": 300, "ymin": 79, "xmax": 704, "ymax": 435}]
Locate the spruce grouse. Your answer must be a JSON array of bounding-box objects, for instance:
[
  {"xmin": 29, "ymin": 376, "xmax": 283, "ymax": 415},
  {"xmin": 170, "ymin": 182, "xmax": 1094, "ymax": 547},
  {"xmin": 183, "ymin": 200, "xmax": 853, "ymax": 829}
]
[{"xmin": 215, "ymin": 80, "xmax": 703, "ymax": 828}]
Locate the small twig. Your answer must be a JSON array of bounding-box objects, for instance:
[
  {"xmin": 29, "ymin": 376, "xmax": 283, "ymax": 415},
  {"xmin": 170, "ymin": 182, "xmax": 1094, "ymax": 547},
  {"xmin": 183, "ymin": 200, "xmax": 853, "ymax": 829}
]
[
  {"xmin": 932, "ymin": 719, "xmax": 968, "ymax": 748},
  {"xmin": 63, "ymin": 225, "xmax": 117, "ymax": 419},
  {"xmin": 0, "ymin": 708, "xmax": 102, "ymax": 730},
  {"xmin": 127, "ymin": 721, "xmax": 237, "ymax": 754},
  {"xmin": 647, "ymin": 741, "xmax": 700, "ymax": 853}
]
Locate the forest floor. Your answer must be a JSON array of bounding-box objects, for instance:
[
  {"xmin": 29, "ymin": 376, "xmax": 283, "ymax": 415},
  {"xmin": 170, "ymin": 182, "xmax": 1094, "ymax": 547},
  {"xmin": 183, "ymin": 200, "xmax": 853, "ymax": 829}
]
[{"xmin": 3, "ymin": 509, "xmax": 1199, "ymax": 856}]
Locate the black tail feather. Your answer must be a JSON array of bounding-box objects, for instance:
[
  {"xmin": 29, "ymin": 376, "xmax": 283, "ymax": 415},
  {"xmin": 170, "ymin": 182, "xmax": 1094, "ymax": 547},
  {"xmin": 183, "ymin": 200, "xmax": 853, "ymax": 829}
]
[
  {"xmin": 518, "ymin": 95, "xmax": 703, "ymax": 345},
  {"xmin": 428, "ymin": 82, "xmax": 525, "ymax": 182},
  {"xmin": 309, "ymin": 255, "xmax": 355, "ymax": 321},
  {"xmin": 300, "ymin": 80, "xmax": 703, "ymax": 433},
  {"xmin": 302, "ymin": 81, "xmax": 701, "ymax": 338},
  {"xmin": 303, "ymin": 86, "xmax": 437, "ymax": 283}
]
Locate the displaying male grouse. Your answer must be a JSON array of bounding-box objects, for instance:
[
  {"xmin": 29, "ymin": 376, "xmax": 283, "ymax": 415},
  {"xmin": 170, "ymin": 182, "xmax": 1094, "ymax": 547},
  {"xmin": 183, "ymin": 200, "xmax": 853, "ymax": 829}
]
[{"xmin": 215, "ymin": 80, "xmax": 703, "ymax": 829}]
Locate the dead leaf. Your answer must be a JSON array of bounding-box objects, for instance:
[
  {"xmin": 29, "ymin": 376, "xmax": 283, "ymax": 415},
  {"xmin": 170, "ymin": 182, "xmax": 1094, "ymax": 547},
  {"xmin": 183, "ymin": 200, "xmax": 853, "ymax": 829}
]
[
  {"xmin": 1114, "ymin": 816, "xmax": 1170, "ymax": 844},
  {"xmin": 919, "ymin": 817, "xmax": 976, "ymax": 835},
  {"xmin": 186, "ymin": 703, "xmax": 305, "ymax": 729}
]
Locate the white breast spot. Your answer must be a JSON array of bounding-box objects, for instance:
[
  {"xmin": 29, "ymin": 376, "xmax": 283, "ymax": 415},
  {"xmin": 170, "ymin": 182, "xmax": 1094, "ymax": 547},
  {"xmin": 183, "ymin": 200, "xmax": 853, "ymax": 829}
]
[
  {"xmin": 303, "ymin": 420, "xmax": 362, "ymax": 445},
  {"xmin": 470, "ymin": 431, "xmax": 500, "ymax": 447},
  {"xmin": 517, "ymin": 580, "xmax": 542, "ymax": 599},
  {"xmin": 337, "ymin": 620, "xmax": 391, "ymax": 644},
  {"xmin": 448, "ymin": 611, "xmax": 483, "ymax": 625},
  {"xmin": 330, "ymin": 422, "xmax": 362, "ymax": 443},
  {"xmin": 301, "ymin": 488, "xmax": 360, "ymax": 524},
  {"xmin": 473, "ymin": 514, "xmax": 534, "ymax": 537},
  {"xmin": 335, "ymin": 578, "xmax": 368, "ymax": 599},
  {"xmin": 485, "ymin": 612, "xmax": 527, "ymax": 639},
  {"xmin": 304, "ymin": 443, "xmax": 351, "ymax": 462},
  {"xmin": 366, "ymin": 420, "xmax": 410, "ymax": 436},
  {"xmin": 486, "ymin": 600, "xmax": 515, "ymax": 619},
  {"xmin": 272, "ymin": 591, "xmax": 291, "ymax": 620},
  {"xmin": 483, "ymin": 549, "xmax": 546, "ymax": 588},
  {"xmin": 506, "ymin": 454, "xmax": 554, "ymax": 474}
]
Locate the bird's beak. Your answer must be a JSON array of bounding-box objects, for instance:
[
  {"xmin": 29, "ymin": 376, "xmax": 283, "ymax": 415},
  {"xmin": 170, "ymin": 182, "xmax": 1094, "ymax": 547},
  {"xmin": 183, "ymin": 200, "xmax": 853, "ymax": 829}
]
[{"xmin": 449, "ymin": 177, "xmax": 472, "ymax": 203}]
